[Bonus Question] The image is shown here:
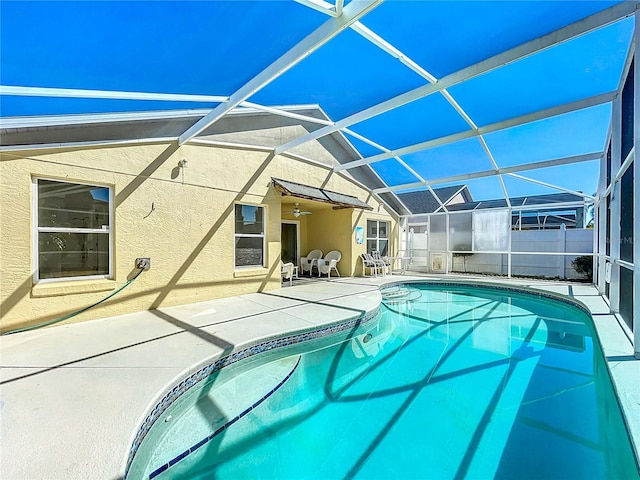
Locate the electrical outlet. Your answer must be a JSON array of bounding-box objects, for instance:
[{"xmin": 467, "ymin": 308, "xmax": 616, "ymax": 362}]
[{"xmin": 136, "ymin": 258, "xmax": 151, "ymax": 270}]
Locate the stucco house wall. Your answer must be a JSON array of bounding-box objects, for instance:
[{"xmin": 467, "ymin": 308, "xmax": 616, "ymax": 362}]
[{"xmin": 0, "ymin": 139, "xmax": 396, "ymax": 333}]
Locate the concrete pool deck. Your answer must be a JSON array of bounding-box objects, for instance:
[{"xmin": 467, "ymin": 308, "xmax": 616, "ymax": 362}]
[{"xmin": 1, "ymin": 274, "xmax": 638, "ymax": 479}]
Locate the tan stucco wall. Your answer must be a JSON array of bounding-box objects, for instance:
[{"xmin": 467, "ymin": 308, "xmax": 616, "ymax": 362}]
[
  {"xmin": 354, "ymin": 206, "xmax": 400, "ymax": 277},
  {"xmin": 306, "ymin": 208, "xmax": 353, "ymax": 276},
  {"xmin": 0, "ymin": 141, "xmax": 396, "ymax": 333}
]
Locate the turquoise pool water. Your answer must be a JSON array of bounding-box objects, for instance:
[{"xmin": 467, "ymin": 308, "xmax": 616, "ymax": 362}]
[{"xmin": 135, "ymin": 283, "xmax": 639, "ymax": 479}]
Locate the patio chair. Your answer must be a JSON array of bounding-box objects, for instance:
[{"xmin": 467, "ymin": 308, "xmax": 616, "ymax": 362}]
[
  {"xmin": 360, "ymin": 252, "xmax": 383, "ymax": 277},
  {"xmin": 300, "ymin": 249, "xmax": 323, "ymax": 276},
  {"xmin": 317, "ymin": 250, "xmax": 341, "ymax": 278},
  {"xmin": 371, "ymin": 250, "xmax": 392, "ymax": 276},
  {"xmin": 281, "ymin": 261, "xmax": 294, "ymax": 286}
]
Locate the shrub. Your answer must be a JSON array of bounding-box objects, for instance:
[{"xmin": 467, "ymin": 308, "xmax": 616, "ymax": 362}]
[{"xmin": 572, "ymin": 255, "xmax": 593, "ymax": 282}]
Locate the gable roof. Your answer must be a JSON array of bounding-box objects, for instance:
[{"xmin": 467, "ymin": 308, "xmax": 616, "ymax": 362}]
[
  {"xmin": 0, "ymin": 107, "xmax": 409, "ymax": 215},
  {"xmin": 444, "ymin": 192, "xmax": 586, "ymax": 212},
  {"xmin": 398, "ymin": 187, "xmax": 585, "ymax": 214},
  {"xmin": 396, "ymin": 185, "xmax": 472, "ymax": 214}
]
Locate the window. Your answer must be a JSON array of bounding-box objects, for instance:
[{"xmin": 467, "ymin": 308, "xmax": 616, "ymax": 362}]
[
  {"xmin": 234, "ymin": 204, "xmax": 265, "ymax": 268},
  {"xmin": 366, "ymin": 220, "xmax": 389, "ymax": 256},
  {"xmin": 35, "ymin": 178, "xmax": 111, "ymax": 281}
]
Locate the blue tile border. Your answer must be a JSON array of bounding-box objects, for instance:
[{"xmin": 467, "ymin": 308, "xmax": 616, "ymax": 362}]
[
  {"xmin": 125, "ymin": 307, "xmax": 379, "ymax": 478},
  {"xmin": 148, "ymin": 355, "xmax": 302, "ymax": 479}
]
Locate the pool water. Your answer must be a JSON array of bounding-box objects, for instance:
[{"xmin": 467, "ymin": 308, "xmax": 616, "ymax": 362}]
[{"xmin": 136, "ymin": 283, "xmax": 639, "ymax": 479}]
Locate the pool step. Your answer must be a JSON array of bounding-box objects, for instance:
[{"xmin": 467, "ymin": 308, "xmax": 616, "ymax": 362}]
[{"xmin": 381, "ymin": 287, "xmax": 422, "ymax": 304}]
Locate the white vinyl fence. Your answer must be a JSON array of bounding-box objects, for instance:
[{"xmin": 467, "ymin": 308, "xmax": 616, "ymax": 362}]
[{"xmin": 408, "ymin": 220, "xmax": 593, "ymax": 280}]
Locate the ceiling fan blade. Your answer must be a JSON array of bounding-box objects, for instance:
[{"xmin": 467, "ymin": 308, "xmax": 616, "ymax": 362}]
[{"xmin": 282, "ymin": 202, "xmax": 311, "ymax": 216}]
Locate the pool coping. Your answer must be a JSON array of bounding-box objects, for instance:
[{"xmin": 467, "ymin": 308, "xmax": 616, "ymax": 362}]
[
  {"xmin": 125, "ymin": 306, "xmax": 381, "ymax": 478},
  {"xmin": 0, "ymin": 274, "xmax": 638, "ymax": 479}
]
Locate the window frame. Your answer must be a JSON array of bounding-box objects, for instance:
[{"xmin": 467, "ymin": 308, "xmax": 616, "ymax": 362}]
[
  {"xmin": 366, "ymin": 219, "xmax": 390, "ymax": 255},
  {"xmin": 233, "ymin": 202, "xmax": 266, "ymax": 269},
  {"xmin": 32, "ymin": 177, "xmax": 113, "ymax": 283}
]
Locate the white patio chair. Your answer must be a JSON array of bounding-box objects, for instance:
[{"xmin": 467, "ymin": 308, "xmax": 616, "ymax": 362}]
[
  {"xmin": 317, "ymin": 250, "xmax": 341, "ymax": 278},
  {"xmin": 361, "ymin": 253, "xmax": 383, "ymax": 277},
  {"xmin": 371, "ymin": 250, "xmax": 392, "ymax": 276},
  {"xmin": 300, "ymin": 249, "xmax": 323, "ymax": 276},
  {"xmin": 281, "ymin": 261, "xmax": 294, "ymax": 286}
]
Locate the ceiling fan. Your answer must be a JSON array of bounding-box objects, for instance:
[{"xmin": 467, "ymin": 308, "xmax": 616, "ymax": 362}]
[{"xmin": 285, "ymin": 202, "xmax": 312, "ymax": 218}]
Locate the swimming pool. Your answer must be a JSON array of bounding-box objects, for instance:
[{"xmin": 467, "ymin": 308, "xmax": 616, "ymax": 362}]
[{"xmin": 128, "ymin": 282, "xmax": 640, "ymax": 479}]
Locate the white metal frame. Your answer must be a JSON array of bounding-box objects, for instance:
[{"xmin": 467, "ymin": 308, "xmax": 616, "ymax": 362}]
[
  {"xmin": 334, "ymin": 91, "xmax": 616, "ymax": 174},
  {"xmin": 505, "ymin": 173, "xmax": 596, "ymax": 200},
  {"xmin": 275, "ymin": 3, "xmax": 636, "ymax": 155},
  {"xmin": 591, "ymin": 25, "xmax": 639, "ymax": 355},
  {"xmin": 373, "ymin": 152, "xmax": 604, "ymax": 195},
  {"xmin": 0, "ymin": 85, "xmax": 228, "ymax": 103},
  {"xmin": 433, "ymin": 185, "xmax": 469, "ymax": 214},
  {"xmin": 177, "ymin": 0, "xmax": 383, "ymax": 145},
  {"xmin": 299, "ymin": 2, "xmax": 513, "ymax": 207},
  {"xmin": 609, "ymin": 86, "xmax": 624, "ymax": 314},
  {"xmin": 32, "ymin": 176, "xmax": 113, "ymax": 283},
  {"xmin": 282, "ymin": 2, "xmax": 629, "ymax": 212},
  {"xmin": 412, "ymin": 202, "xmax": 592, "ymax": 279},
  {"xmin": 0, "ymin": 2, "xmax": 625, "ymax": 219}
]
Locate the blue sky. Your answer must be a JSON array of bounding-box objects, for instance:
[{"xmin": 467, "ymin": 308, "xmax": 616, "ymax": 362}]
[{"xmin": 0, "ymin": 1, "xmax": 633, "ymax": 202}]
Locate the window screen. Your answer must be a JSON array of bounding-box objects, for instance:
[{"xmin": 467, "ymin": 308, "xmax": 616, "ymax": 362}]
[
  {"xmin": 235, "ymin": 204, "xmax": 265, "ymax": 267},
  {"xmin": 36, "ymin": 179, "xmax": 111, "ymax": 280}
]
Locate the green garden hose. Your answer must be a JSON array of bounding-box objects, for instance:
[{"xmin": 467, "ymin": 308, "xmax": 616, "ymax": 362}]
[{"xmin": 1, "ymin": 268, "xmax": 145, "ymax": 336}]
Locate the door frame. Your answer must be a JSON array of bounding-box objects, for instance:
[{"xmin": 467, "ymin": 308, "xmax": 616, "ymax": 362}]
[{"xmin": 281, "ymin": 220, "xmax": 301, "ymax": 267}]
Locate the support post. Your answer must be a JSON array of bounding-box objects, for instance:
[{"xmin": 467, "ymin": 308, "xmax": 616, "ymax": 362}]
[
  {"xmin": 610, "ymin": 96, "xmax": 622, "ymax": 313},
  {"xmin": 507, "ymin": 209, "xmax": 512, "ymax": 278},
  {"xmin": 445, "ymin": 214, "xmax": 450, "ymax": 274},
  {"xmin": 597, "ymin": 145, "xmax": 607, "ymax": 293},
  {"xmin": 559, "ymin": 224, "xmax": 567, "ymax": 279},
  {"xmin": 596, "ymin": 197, "xmax": 605, "ymax": 292}
]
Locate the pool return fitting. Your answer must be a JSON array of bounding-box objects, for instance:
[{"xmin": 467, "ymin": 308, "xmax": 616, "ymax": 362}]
[{"xmin": 1, "ymin": 262, "xmax": 148, "ymax": 336}]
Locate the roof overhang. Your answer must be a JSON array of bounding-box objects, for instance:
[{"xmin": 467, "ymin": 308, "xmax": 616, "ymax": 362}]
[{"xmin": 272, "ymin": 178, "xmax": 373, "ymax": 211}]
